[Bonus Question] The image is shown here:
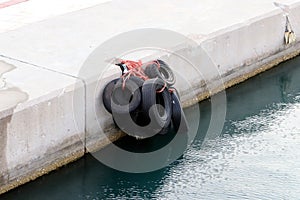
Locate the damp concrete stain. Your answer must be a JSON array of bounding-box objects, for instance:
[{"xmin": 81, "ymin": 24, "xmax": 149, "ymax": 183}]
[
  {"xmin": 0, "ymin": 61, "xmax": 14, "ymax": 89},
  {"xmin": 0, "ymin": 88, "xmax": 29, "ymax": 111},
  {"xmin": 0, "ymin": 60, "xmax": 28, "ymax": 186},
  {"xmin": 0, "ymin": 60, "xmax": 29, "ymax": 110}
]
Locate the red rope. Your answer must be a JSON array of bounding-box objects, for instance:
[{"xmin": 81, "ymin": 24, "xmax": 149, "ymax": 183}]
[
  {"xmin": 143, "ymin": 60, "xmax": 161, "ymax": 69},
  {"xmin": 156, "ymin": 82, "xmax": 167, "ymax": 93},
  {"xmin": 118, "ymin": 59, "xmax": 166, "ymax": 93},
  {"xmin": 168, "ymin": 88, "xmax": 175, "ymax": 93},
  {"xmin": 120, "ymin": 60, "xmax": 142, "ymax": 70}
]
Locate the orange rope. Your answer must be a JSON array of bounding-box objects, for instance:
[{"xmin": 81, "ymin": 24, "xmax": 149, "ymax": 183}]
[
  {"xmin": 117, "ymin": 59, "xmax": 166, "ymax": 93},
  {"xmin": 156, "ymin": 82, "xmax": 167, "ymax": 93},
  {"xmin": 168, "ymin": 88, "xmax": 175, "ymax": 93}
]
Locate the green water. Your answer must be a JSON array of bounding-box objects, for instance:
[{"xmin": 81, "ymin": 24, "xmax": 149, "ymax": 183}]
[{"xmin": 2, "ymin": 56, "xmax": 300, "ymax": 199}]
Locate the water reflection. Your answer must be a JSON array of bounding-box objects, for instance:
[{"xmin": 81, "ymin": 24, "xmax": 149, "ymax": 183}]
[{"xmin": 2, "ymin": 57, "xmax": 300, "ymax": 199}]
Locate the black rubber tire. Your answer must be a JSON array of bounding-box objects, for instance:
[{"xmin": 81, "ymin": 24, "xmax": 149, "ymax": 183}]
[
  {"xmin": 112, "ymin": 111, "xmax": 139, "ymax": 130},
  {"xmin": 111, "ymin": 76, "xmax": 144, "ymax": 114},
  {"xmin": 143, "ymin": 60, "xmax": 176, "ymax": 86},
  {"xmin": 171, "ymin": 92, "xmax": 189, "ymax": 134},
  {"xmin": 141, "ymin": 78, "xmax": 172, "ymax": 131},
  {"xmin": 169, "ymin": 87, "xmax": 180, "ymax": 101},
  {"xmin": 158, "ymin": 123, "xmax": 172, "ymax": 135},
  {"xmin": 113, "ymin": 76, "xmax": 144, "ymax": 105},
  {"xmin": 102, "ymin": 78, "xmax": 120, "ymax": 113},
  {"xmin": 127, "ymin": 76, "xmax": 144, "ymax": 87}
]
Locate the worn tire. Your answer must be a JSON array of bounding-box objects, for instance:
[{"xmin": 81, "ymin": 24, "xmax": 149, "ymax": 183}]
[
  {"xmin": 143, "ymin": 60, "xmax": 176, "ymax": 86},
  {"xmin": 102, "ymin": 78, "xmax": 120, "ymax": 113},
  {"xmin": 111, "ymin": 76, "xmax": 144, "ymax": 114},
  {"xmin": 169, "ymin": 87, "xmax": 180, "ymax": 101},
  {"xmin": 171, "ymin": 92, "xmax": 189, "ymax": 134},
  {"xmin": 158, "ymin": 123, "xmax": 172, "ymax": 135},
  {"xmin": 141, "ymin": 78, "xmax": 172, "ymax": 131}
]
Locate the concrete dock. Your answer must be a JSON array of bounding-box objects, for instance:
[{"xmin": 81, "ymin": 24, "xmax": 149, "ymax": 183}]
[{"xmin": 1, "ymin": 0, "xmax": 300, "ymax": 194}]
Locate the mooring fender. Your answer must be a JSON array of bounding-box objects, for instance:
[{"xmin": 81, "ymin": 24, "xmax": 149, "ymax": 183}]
[
  {"xmin": 141, "ymin": 78, "xmax": 172, "ymax": 130},
  {"xmin": 143, "ymin": 60, "xmax": 176, "ymax": 86},
  {"xmin": 102, "ymin": 78, "xmax": 120, "ymax": 114},
  {"xmin": 107, "ymin": 76, "xmax": 143, "ymax": 114},
  {"xmin": 171, "ymin": 92, "xmax": 189, "ymax": 134}
]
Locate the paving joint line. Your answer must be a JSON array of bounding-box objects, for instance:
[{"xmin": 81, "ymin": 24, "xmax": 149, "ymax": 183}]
[{"xmin": 0, "ymin": 54, "xmax": 88, "ymax": 153}]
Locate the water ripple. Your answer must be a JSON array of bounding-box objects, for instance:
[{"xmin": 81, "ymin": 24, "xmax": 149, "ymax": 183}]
[{"xmin": 156, "ymin": 102, "xmax": 300, "ymax": 200}]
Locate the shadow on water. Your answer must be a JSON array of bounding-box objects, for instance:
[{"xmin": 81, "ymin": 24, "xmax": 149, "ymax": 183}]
[
  {"xmin": 1, "ymin": 56, "xmax": 300, "ymax": 199},
  {"xmin": 226, "ymin": 57, "xmax": 299, "ymax": 121}
]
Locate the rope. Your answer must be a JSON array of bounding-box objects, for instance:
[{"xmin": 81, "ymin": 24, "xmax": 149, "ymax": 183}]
[
  {"xmin": 168, "ymin": 88, "xmax": 175, "ymax": 93},
  {"xmin": 156, "ymin": 82, "xmax": 167, "ymax": 93},
  {"xmin": 117, "ymin": 59, "xmax": 166, "ymax": 93}
]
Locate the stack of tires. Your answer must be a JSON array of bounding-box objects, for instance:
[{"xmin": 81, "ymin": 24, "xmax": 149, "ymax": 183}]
[{"xmin": 102, "ymin": 60, "xmax": 188, "ymax": 139}]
